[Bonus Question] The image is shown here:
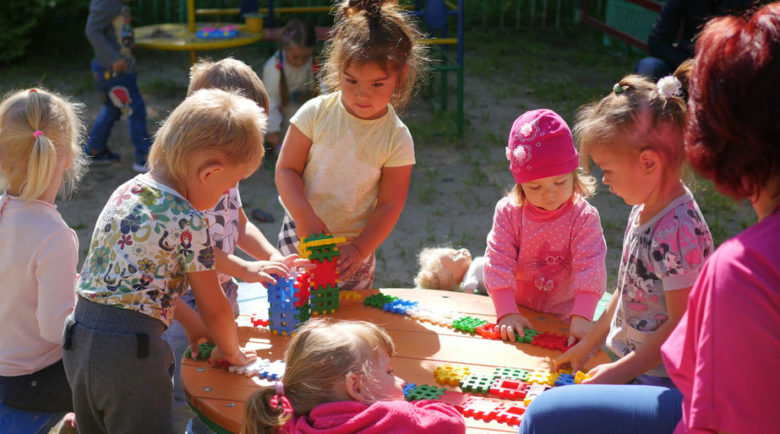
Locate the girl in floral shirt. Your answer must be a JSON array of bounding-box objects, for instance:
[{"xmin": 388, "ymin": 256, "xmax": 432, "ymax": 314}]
[{"xmin": 63, "ymin": 89, "xmax": 262, "ymax": 432}]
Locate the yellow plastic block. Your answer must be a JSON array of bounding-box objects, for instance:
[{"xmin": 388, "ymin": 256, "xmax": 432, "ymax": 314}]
[
  {"xmin": 433, "ymin": 364, "xmax": 471, "ymax": 386},
  {"xmin": 574, "ymin": 371, "xmax": 591, "ymax": 384}
]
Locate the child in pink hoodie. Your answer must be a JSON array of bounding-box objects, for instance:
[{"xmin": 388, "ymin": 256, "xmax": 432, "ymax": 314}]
[
  {"xmin": 243, "ymin": 318, "xmax": 465, "ymax": 434},
  {"xmin": 484, "ymin": 109, "xmax": 607, "ymax": 344}
]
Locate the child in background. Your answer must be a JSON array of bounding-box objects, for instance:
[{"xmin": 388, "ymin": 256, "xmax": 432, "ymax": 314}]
[
  {"xmin": 414, "ymin": 247, "xmax": 487, "ymax": 294},
  {"xmin": 484, "ymin": 109, "xmax": 607, "ymax": 344},
  {"xmin": 262, "ymin": 19, "xmax": 318, "ymax": 155},
  {"xmin": 555, "ymin": 69, "xmax": 713, "ymax": 386},
  {"xmin": 163, "ymin": 57, "xmax": 307, "ymax": 434},
  {"xmin": 243, "ymin": 318, "xmax": 465, "ymax": 433},
  {"xmin": 84, "ymin": 0, "xmax": 152, "ymax": 171},
  {"xmin": 275, "ymin": 0, "xmax": 427, "ymax": 289},
  {"xmin": 0, "ymin": 89, "xmax": 86, "ymax": 418},
  {"xmin": 63, "ymin": 89, "xmax": 260, "ymax": 432}
]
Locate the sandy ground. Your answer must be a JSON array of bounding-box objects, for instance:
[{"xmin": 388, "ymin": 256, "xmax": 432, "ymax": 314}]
[{"xmin": 44, "ymin": 40, "xmax": 751, "ymax": 291}]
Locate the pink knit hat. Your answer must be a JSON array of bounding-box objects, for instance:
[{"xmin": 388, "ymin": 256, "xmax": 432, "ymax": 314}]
[{"xmin": 506, "ymin": 109, "xmax": 579, "ymax": 184}]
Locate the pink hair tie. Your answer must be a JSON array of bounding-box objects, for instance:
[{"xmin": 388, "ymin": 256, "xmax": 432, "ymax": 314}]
[
  {"xmin": 33, "ymin": 130, "xmax": 44, "ymax": 139},
  {"xmin": 274, "ymin": 381, "xmax": 285, "ymax": 396}
]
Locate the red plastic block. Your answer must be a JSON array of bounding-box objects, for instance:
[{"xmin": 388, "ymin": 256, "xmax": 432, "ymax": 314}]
[
  {"xmin": 250, "ymin": 314, "xmax": 269, "ymax": 327},
  {"xmin": 531, "ymin": 331, "xmax": 570, "ymax": 351},
  {"xmin": 489, "ymin": 378, "xmax": 530, "ymax": 400},
  {"xmin": 462, "ymin": 396, "xmax": 504, "ymax": 422},
  {"xmin": 496, "ymin": 402, "xmax": 526, "ymax": 426},
  {"xmin": 310, "ymin": 258, "xmax": 338, "ymax": 289},
  {"xmin": 475, "ymin": 322, "xmax": 501, "ymax": 340}
]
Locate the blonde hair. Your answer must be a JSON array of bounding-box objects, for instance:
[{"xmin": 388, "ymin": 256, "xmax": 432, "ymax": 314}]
[
  {"xmin": 415, "ymin": 247, "xmax": 463, "ymax": 290},
  {"xmin": 148, "ymin": 88, "xmax": 266, "ymax": 182},
  {"xmin": 575, "ymin": 67, "xmax": 690, "ymax": 176},
  {"xmin": 508, "ymin": 168, "xmax": 598, "ymax": 206},
  {"xmin": 321, "ymin": 0, "xmax": 428, "ymax": 111},
  {"xmin": 0, "ymin": 88, "xmax": 86, "ymax": 202},
  {"xmin": 188, "ymin": 57, "xmax": 270, "ymax": 113},
  {"xmin": 242, "ymin": 318, "xmax": 395, "ymax": 434}
]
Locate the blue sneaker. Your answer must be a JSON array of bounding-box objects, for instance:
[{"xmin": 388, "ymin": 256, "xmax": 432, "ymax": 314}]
[{"xmin": 86, "ymin": 148, "xmax": 120, "ymax": 165}]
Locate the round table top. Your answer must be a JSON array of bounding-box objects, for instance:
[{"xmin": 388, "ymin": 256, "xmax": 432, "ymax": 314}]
[
  {"xmin": 135, "ymin": 23, "xmax": 263, "ymax": 51},
  {"xmin": 181, "ymin": 288, "xmax": 610, "ymax": 433}
]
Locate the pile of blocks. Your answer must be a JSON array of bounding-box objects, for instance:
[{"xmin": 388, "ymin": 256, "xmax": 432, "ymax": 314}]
[{"xmin": 299, "ymin": 233, "xmax": 343, "ymax": 317}]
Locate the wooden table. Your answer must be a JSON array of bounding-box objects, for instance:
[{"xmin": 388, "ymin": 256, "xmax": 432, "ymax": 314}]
[{"xmin": 182, "ymin": 288, "xmax": 609, "ymax": 433}]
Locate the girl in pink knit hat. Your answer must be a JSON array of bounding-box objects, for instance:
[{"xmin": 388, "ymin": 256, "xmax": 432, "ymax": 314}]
[
  {"xmin": 555, "ymin": 66, "xmax": 713, "ymax": 386},
  {"xmin": 484, "ymin": 109, "xmax": 607, "ymax": 345}
]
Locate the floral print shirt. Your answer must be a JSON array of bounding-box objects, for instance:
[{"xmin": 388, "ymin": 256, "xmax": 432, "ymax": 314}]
[
  {"xmin": 606, "ymin": 189, "xmax": 713, "ymax": 377},
  {"xmin": 77, "ymin": 174, "xmax": 215, "ymax": 326}
]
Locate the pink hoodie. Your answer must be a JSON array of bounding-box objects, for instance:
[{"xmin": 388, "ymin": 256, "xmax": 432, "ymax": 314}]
[{"xmin": 281, "ymin": 400, "xmax": 465, "ymax": 434}]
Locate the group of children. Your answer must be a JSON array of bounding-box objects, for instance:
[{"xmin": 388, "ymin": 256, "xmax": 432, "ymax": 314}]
[{"xmin": 1, "ymin": 0, "xmax": 777, "ymax": 433}]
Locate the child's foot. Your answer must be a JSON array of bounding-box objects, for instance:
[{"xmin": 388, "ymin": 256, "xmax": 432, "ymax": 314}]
[
  {"xmin": 250, "ymin": 208, "xmax": 275, "ymax": 223},
  {"xmin": 86, "ymin": 148, "xmax": 121, "ymax": 165}
]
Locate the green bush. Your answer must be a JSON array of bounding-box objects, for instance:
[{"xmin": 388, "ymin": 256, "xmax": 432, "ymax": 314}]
[{"xmin": 0, "ymin": 0, "xmax": 64, "ymax": 64}]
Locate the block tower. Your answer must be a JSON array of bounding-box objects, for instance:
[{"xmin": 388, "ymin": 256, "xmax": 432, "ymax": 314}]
[
  {"xmin": 266, "ymin": 269, "xmax": 311, "ymax": 336},
  {"xmin": 298, "ymin": 233, "xmax": 344, "ymax": 316}
]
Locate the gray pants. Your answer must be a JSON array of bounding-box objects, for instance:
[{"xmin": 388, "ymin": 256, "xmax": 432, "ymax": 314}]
[{"xmin": 62, "ymin": 299, "xmax": 174, "ymax": 434}]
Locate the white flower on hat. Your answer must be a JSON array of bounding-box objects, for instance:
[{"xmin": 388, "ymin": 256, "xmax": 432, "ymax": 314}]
[
  {"xmin": 657, "ymin": 76, "xmax": 683, "ymax": 99},
  {"xmin": 520, "ymin": 122, "xmax": 534, "ymax": 138},
  {"xmin": 513, "ymin": 145, "xmax": 531, "ymax": 165}
]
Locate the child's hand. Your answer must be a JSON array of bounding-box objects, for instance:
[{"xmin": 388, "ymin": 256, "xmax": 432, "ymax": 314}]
[
  {"xmin": 242, "ymin": 260, "xmax": 291, "ymax": 285},
  {"xmin": 497, "ymin": 313, "xmax": 533, "ymax": 342},
  {"xmin": 580, "ymin": 361, "xmax": 629, "ymax": 385},
  {"xmin": 183, "ymin": 320, "xmax": 211, "ymax": 359},
  {"xmin": 209, "ymin": 345, "xmax": 257, "ymax": 368},
  {"xmin": 273, "ymin": 253, "xmax": 314, "ymax": 271},
  {"xmin": 568, "ymin": 315, "xmax": 593, "ymax": 346},
  {"xmin": 554, "ymin": 338, "xmax": 594, "ymax": 374},
  {"xmin": 337, "ymin": 244, "xmax": 364, "ymax": 281}
]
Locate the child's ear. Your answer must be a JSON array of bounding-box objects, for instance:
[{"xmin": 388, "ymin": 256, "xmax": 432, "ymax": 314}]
[
  {"xmin": 638, "ymin": 149, "xmax": 660, "ymax": 174},
  {"xmin": 196, "ymin": 161, "xmax": 224, "ymax": 184},
  {"xmin": 345, "ymin": 372, "xmax": 363, "ymax": 401}
]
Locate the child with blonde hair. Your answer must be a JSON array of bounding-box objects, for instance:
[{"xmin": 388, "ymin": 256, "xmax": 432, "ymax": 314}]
[
  {"xmin": 276, "ymin": 0, "xmax": 427, "ymax": 289},
  {"xmin": 163, "ymin": 57, "xmax": 306, "ymax": 434},
  {"xmin": 484, "ymin": 109, "xmax": 607, "ymax": 344},
  {"xmin": 414, "ymin": 247, "xmax": 486, "ymax": 293},
  {"xmin": 243, "ymin": 318, "xmax": 465, "ymax": 433},
  {"xmin": 555, "ymin": 68, "xmax": 713, "ymax": 386},
  {"xmin": 63, "ymin": 88, "xmax": 261, "ymax": 432},
  {"xmin": 262, "ymin": 18, "xmax": 318, "ymax": 154},
  {"xmin": 0, "ymin": 88, "xmax": 86, "ymax": 418}
]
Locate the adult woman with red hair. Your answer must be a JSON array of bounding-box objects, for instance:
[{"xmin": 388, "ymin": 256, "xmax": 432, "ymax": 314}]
[{"xmin": 519, "ymin": 3, "xmax": 780, "ymax": 433}]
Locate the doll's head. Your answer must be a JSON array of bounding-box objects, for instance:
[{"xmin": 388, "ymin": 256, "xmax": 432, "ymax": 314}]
[
  {"xmin": 414, "ymin": 247, "xmax": 472, "ymax": 291},
  {"xmin": 506, "ymin": 109, "xmax": 596, "ymax": 209}
]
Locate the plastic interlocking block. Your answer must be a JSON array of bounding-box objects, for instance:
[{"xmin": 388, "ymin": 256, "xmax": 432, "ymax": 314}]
[
  {"xmin": 268, "ymin": 307, "xmax": 307, "ymax": 336},
  {"xmin": 311, "ymin": 284, "xmax": 340, "ymax": 316},
  {"xmin": 363, "ymin": 293, "xmax": 398, "ymax": 309},
  {"xmin": 459, "ymin": 373, "xmax": 492, "ymax": 394},
  {"xmin": 489, "ymin": 378, "xmax": 530, "ymax": 400},
  {"xmin": 266, "ymin": 275, "xmax": 301, "ymax": 307},
  {"xmin": 527, "ymin": 371, "xmax": 559, "ymax": 386},
  {"xmin": 228, "ymin": 358, "xmax": 269, "ymax": 376},
  {"xmin": 523, "ymin": 383, "xmax": 549, "ymax": 407},
  {"xmin": 250, "ymin": 314, "xmax": 269, "ymax": 327},
  {"xmin": 184, "ymin": 342, "xmax": 216, "ymax": 360},
  {"xmin": 405, "ymin": 384, "xmax": 446, "ymax": 401},
  {"xmin": 492, "ymin": 367, "xmax": 531, "ymax": 381},
  {"xmin": 406, "ymin": 306, "xmax": 457, "ymax": 326},
  {"xmin": 495, "ymin": 402, "xmax": 526, "ymax": 426},
  {"xmin": 475, "ymin": 322, "xmax": 501, "ymax": 340},
  {"xmin": 258, "ymin": 360, "xmax": 286, "ymax": 380},
  {"xmin": 299, "ymin": 233, "xmax": 343, "ymax": 262},
  {"xmin": 402, "ymin": 382, "xmax": 417, "ymax": 399},
  {"xmin": 461, "ymin": 396, "xmax": 504, "ymax": 422},
  {"xmin": 452, "ymin": 316, "xmax": 488, "ymax": 334},
  {"xmin": 574, "ymin": 371, "xmax": 591, "ymax": 384},
  {"xmin": 433, "ymin": 364, "xmax": 471, "ymax": 387},
  {"xmin": 531, "ymin": 331, "xmax": 570, "ymax": 351},
  {"xmin": 339, "ymin": 290, "xmax": 364, "ymax": 301},
  {"xmin": 310, "ymin": 258, "xmax": 338, "ymax": 289},
  {"xmin": 515, "ymin": 327, "xmax": 539, "ymax": 344},
  {"xmin": 555, "ymin": 373, "xmax": 575, "ymax": 387},
  {"xmin": 383, "ymin": 298, "xmax": 418, "ymax": 315}
]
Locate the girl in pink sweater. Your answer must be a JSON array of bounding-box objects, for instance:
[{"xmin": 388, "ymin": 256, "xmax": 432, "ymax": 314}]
[
  {"xmin": 243, "ymin": 318, "xmax": 464, "ymax": 434},
  {"xmin": 484, "ymin": 109, "xmax": 607, "ymax": 344}
]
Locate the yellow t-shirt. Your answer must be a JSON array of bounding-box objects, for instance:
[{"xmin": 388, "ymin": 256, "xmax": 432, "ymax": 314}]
[{"xmin": 287, "ymin": 91, "xmax": 415, "ymax": 238}]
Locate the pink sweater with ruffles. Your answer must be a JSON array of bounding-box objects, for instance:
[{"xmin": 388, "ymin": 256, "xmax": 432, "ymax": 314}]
[
  {"xmin": 279, "ymin": 400, "xmax": 465, "ymax": 434},
  {"xmin": 484, "ymin": 194, "xmax": 607, "ymax": 321}
]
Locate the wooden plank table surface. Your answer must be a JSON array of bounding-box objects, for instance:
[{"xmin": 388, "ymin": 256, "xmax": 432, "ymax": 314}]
[{"xmin": 182, "ymin": 288, "xmax": 610, "ymax": 433}]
